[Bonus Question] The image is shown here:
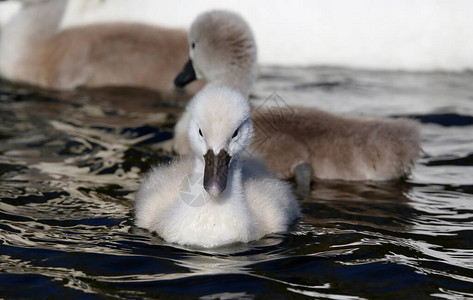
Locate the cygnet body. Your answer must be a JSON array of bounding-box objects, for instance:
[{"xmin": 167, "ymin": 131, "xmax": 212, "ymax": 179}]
[
  {"xmin": 0, "ymin": 0, "xmax": 202, "ymax": 93},
  {"xmin": 135, "ymin": 86, "xmax": 300, "ymax": 247},
  {"xmin": 173, "ymin": 10, "xmax": 421, "ymax": 189}
]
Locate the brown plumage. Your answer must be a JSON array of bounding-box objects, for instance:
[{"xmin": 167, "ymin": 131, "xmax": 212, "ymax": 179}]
[
  {"xmin": 0, "ymin": 0, "xmax": 203, "ymax": 93},
  {"xmin": 252, "ymin": 107, "xmax": 421, "ymax": 181},
  {"xmin": 172, "ymin": 10, "xmax": 422, "ymax": 183}
]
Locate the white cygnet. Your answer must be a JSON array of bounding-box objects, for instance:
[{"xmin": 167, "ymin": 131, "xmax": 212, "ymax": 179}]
[{"xmin": 135, "ymin": 86, "xmax": 300, "ymax": 247}]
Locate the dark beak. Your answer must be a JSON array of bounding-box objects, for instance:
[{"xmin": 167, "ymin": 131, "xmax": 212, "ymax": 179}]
[
  {"xmin": 203, "ymin": 149, "xmax": 231, "ymax": 197},
  {"xmin": 174, "ymin": 59, "xmax": 197, "ymax": 88}
]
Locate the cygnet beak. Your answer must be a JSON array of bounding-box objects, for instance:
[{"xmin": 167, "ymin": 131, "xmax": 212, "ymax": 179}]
[
  {"xmin": 203, "ymin": 149, "xmax": 231, "ymax": 197},
  {"xmin": 174, "ymin": 59, "xmax": 197, "ymax": 88}
]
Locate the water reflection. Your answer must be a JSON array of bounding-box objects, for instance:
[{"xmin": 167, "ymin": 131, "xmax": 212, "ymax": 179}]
[{"xmin": 1, "ymin": 68, "xmax": 473, "ymax": 298}]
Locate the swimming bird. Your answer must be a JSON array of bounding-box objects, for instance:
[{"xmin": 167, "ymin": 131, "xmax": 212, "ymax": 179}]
[
  {"xmin": 0, "ymin": 0, "xmax": 203, "ymax": 94},
  {"xmin": 173, "ymin": 10, "xmax": 421, "ymax": 195},
  {"xmin": 135, "ymin": 86, "xmax": 300, "ymax": 247},
  {"xmin": 173, "ymin": 10, "xmax": 257, "ymax": 155}
]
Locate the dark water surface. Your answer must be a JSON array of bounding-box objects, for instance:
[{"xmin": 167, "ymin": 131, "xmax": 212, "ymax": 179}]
[{"xmin": 1, "ymin": 67, "xmax": 472, "ymax": 299}]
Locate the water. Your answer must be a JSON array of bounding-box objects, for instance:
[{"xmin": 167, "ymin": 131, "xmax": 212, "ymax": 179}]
[{"xmin": 1, "ymin": 67, "xmax": 472, "ymax": 299}]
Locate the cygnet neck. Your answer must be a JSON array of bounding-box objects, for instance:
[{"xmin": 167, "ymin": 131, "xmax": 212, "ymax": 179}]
[{"xmin": 205, "ymin": 58, "xmax": 256, "ymax": 98}]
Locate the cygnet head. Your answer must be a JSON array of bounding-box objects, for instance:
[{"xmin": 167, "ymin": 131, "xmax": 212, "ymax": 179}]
[
  {"xmin": 188, "ymin": 86, "xmax": 253, "ymax": 197},
  {"xmin": 174, "ymin": 10, "xmax": 257, "ymax": 94}
]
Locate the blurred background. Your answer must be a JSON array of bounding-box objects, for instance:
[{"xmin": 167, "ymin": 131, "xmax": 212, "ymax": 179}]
[{"xmin": 2, "ymin": 0, "xmax": 473, "ymax": 70}]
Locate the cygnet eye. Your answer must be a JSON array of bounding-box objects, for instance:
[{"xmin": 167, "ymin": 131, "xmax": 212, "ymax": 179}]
[
  {"xmin": 199, "ymin": 128, "xmax": 203, "ymax": 137},
  {"xmin": 232, "ymin": 129, "xmax": 238, "ymax": 139},
  {"xmin": 191, "ymin": 42, "xmax": 195, "ymax": 49}
]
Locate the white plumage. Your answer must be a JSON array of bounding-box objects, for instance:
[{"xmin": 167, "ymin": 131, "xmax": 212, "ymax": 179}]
[{"xmin": 135, "ymin": 86, "xmax": 300, "ymax": 247}]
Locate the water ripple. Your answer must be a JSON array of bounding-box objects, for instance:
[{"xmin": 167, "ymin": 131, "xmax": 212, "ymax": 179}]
[{"xmin": 1, "ymin": 69, "xmax": 473, "ymax": 298}]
